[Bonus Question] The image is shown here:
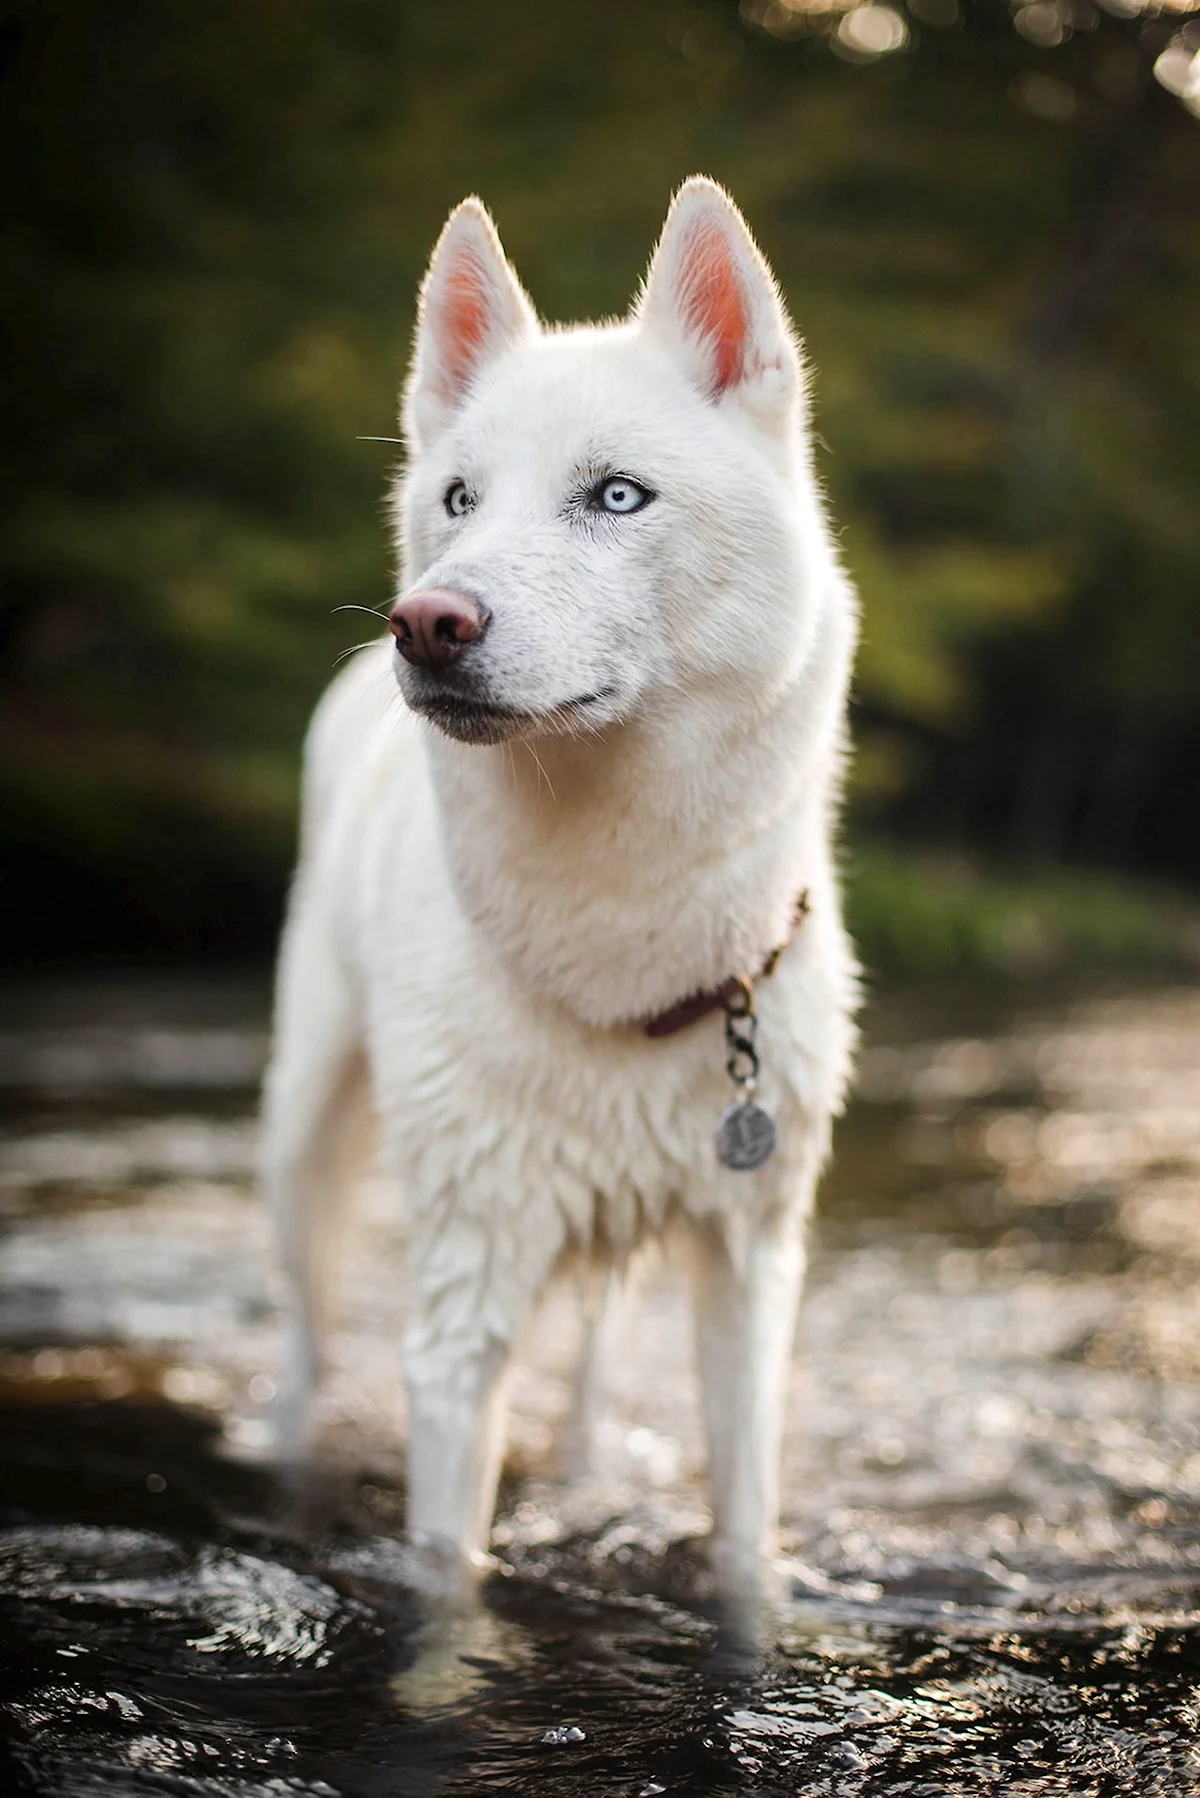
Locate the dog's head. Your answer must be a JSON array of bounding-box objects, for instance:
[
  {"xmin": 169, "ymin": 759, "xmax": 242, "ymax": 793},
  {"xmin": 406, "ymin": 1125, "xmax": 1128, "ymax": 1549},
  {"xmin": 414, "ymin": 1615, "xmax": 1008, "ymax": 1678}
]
[{"xmin": 392, "ymin": 178, "xmax": 820, "ymax": 746}]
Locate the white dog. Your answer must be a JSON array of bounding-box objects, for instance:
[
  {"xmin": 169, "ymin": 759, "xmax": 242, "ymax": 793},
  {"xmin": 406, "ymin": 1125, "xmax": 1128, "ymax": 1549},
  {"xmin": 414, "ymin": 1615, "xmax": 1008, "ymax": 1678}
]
[{"xmin": 262, "ymin": 177, "xmax": 858, "ymax": 1594}]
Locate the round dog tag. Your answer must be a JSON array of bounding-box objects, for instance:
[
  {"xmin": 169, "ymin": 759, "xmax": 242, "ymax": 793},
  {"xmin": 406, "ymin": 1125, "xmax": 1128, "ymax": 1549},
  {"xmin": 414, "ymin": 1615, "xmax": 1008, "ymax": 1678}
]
[{"xmin": 716, "ymin": 1100, "xmax": 777, "ymax": 1171}]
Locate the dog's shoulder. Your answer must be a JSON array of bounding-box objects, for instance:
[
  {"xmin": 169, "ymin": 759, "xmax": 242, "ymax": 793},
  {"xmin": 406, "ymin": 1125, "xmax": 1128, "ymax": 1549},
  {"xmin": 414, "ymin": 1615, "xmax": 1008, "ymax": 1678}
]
[{"xmin": 299, "ymin": 639, "xmax": 415, "ymax": 856}]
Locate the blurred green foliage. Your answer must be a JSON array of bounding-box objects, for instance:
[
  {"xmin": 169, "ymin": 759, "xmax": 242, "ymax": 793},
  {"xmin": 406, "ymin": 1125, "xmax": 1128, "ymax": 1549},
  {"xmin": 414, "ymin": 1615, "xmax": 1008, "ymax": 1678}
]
[
  {"xmin": 847, "ymin": 845, "xmax": 1200, "ymax": 980},
  {"xmin": 1, "ymin": 0, "xmax": 1198, "ymax": 958}
]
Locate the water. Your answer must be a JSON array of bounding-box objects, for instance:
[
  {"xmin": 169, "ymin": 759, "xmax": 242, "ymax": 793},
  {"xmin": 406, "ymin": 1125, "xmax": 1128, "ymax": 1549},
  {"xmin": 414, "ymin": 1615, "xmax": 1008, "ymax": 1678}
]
[{"xmin": 1, "ymin": 973, "xmax": 1199, "ymax": 1795}]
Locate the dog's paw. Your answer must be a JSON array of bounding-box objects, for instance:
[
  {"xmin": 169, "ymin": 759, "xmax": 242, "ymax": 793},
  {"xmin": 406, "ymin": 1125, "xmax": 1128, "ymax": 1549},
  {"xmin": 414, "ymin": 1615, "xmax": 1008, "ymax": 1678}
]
[
  {"xmin": 403, "ymin": 1531, "xmax": 497, "ymax": 1607},
  {"xmin": 707, "ymin": 1535, "xmax": 788, "ymax": 1610},
  {"xmin": 270, "ymin": 1377, "xmax": 321, "ymax": 1465}
]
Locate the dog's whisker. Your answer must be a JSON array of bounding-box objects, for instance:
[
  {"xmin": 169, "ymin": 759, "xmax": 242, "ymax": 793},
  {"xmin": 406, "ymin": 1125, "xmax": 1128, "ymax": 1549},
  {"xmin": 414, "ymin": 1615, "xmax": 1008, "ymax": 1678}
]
[
  {"xmin": 333, "ymin": 603, "xmax": 392, "ymax": 620},
  {"xmin": 565, "ymin": 711, "xmax": 605, "ymax": 747},
  {"xmin": 333, "ymin": 639, "xmax": 382, "ymax": 667},
  {"xmin": 524, "ymin": 741, "xmax": 557, "ymax": 804}
]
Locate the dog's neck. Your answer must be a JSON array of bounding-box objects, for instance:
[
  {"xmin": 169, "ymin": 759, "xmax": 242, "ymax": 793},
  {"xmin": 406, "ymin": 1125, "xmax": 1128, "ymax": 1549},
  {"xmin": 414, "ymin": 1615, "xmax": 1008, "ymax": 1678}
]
[{"xmin": 424, "ymin": 585, "xmax": 854, "ymax": 1030}]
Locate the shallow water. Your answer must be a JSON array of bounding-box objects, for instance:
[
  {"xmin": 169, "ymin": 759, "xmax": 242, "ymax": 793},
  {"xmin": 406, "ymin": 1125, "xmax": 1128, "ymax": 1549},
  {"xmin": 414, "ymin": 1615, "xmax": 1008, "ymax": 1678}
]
[{"xmin": 1, "ymin": 973, "xmax": 1199, "ymax": 1795}]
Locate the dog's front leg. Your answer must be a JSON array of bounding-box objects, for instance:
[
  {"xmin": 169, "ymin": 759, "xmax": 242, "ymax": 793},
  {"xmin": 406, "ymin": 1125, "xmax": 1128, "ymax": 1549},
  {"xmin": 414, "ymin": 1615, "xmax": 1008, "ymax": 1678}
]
[
  {"xmin": 402, "ymin": 1207, "xmax": 561, "ymax": 1575},
  {"xmin": 691, "ymin": 1194, "xmax": 812, "ymax": 1595}
]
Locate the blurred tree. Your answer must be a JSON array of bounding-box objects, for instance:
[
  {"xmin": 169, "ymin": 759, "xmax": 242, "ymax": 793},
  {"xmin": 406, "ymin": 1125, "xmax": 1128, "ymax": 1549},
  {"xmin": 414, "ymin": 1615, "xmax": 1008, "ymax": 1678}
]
[{"xmin": 0, "ymin": 0, "xmax": 1197, "ymax": 957}]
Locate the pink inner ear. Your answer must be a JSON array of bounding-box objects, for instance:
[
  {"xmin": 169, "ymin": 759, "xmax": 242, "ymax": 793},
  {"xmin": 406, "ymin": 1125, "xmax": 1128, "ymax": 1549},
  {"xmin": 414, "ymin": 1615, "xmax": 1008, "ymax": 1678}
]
[
  {"xmin": 679, "ymin": 221, "xmax": 747, "ymax": 393},
  {"xmin": 440, "ymin": 252, "xmax": 491, "ymax": 392}
]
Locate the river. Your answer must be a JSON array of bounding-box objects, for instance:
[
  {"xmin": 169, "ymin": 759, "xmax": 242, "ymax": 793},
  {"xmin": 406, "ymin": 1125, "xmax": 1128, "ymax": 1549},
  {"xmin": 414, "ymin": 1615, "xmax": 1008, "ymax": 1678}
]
[{"xmin": 0, "ymin": 973, "xmax": 1197, "ymax": 1795}]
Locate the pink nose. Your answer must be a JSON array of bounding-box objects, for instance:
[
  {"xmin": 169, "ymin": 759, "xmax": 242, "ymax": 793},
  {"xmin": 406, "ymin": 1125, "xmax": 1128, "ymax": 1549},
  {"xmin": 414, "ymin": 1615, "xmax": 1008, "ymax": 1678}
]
[{"xmin": 389, "ymin": 588, "xmax": 487, "ymax": 666}]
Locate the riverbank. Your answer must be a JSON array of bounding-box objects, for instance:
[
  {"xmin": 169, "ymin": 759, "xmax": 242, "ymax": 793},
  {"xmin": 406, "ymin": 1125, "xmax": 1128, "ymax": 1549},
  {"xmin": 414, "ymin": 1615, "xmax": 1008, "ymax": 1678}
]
[{"xmin": 847, "ymin": 847, "xmax": 1200, "ymax": 983}]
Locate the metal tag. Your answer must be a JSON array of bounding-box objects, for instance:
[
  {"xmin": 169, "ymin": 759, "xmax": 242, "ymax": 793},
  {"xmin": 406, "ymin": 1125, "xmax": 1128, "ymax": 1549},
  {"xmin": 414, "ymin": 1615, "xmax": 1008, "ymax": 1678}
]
[{"xmin": 715, "ymin": 1099, "xmax": 777, "ymax": 1171}]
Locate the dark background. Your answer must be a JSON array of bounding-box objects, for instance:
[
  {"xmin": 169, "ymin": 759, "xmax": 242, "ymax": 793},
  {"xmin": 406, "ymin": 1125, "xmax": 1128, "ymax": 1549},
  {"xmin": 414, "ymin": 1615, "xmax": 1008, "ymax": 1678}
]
[{"xmin": 2, "ymin": 0, "xmax": 1198, "ymax": 973}]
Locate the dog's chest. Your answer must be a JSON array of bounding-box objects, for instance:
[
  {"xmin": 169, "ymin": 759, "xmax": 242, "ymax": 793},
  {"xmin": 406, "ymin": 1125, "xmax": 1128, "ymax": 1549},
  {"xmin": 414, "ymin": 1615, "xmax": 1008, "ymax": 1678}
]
[
  {"xmin": 349, "ymin": 748, "xmax": 846, "ymax": 1247},
  {"xmin": 363, "ymin": 924, "xmax": 731, "ymax": 1242}
]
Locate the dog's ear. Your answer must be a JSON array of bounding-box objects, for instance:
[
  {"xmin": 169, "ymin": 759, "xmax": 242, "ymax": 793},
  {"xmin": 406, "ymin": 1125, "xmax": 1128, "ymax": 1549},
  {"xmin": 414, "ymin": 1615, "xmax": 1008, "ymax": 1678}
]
[
  {"xmin": 404, "ymin": 199, "xmax": 538, "ymax": 447},
  {"xmin": 635, "ymin": 177, "xmax": 801, "ymax": 425}
]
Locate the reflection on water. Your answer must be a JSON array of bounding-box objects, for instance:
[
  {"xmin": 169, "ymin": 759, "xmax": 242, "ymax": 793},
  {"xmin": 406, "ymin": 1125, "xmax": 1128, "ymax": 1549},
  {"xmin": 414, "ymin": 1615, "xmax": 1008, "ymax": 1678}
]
[{"xmin": 0, "ymin": 976, "xmax": 1198, "ymax": 1794}]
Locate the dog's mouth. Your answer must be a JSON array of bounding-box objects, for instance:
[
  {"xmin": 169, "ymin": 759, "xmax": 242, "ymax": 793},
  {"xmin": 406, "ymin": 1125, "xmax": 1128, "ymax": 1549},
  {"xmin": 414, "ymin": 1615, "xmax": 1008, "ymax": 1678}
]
[{"xmin": 407, "ymin": 684, "xmax": 618, "ymax": 745}]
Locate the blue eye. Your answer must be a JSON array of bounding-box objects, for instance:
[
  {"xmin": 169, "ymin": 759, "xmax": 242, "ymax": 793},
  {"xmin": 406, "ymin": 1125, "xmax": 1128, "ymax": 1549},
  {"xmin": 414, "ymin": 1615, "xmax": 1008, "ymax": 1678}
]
[
  {"xmin": 595, "ymin": 476, "xmax": 652, "ymax": 515},
  {"xmin": 444, "ymin": 480, "xmax": 474, "ymax": 518}
]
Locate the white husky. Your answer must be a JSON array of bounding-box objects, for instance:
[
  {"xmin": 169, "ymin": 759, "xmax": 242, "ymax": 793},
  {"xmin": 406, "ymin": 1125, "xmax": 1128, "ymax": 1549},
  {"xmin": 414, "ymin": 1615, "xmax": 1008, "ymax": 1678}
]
[{"xmin": 262, "ymin": 177, "xmax": 858, "ymax": 1594}]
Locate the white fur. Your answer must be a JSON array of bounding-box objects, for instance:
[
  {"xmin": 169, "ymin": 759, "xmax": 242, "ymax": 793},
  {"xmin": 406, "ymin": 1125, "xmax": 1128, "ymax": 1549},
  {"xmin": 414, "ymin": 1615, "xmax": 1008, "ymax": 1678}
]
[{"xmin": 261, "ymin": 178, "xmax": 859, "ymax": 1591}]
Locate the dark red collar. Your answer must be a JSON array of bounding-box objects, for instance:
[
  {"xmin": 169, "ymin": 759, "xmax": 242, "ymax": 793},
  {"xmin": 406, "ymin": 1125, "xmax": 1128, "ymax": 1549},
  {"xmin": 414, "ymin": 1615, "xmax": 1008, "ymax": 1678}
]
[
  {"xmin": 642, "ymin": 890, "xmax": 811, "ymax": 1039},
  {"xmin": 644, "ymin": 976, "xmax": 746, "ymax": 1039}
]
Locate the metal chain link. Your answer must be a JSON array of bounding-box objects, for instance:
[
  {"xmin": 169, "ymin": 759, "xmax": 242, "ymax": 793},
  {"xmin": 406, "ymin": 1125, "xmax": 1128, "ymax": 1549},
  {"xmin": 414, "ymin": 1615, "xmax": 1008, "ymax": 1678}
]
[{"xmin": 723, "ymin": 976, "xmax": 760, "ymax": 1099}]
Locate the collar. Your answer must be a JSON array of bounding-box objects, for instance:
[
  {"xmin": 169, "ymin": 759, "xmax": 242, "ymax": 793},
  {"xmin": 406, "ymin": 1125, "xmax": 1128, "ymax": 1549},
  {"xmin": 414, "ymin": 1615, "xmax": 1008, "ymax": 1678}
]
[{"xmin": 642, "ymin": 889, "xmax": 811, "ymax": 1039}]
